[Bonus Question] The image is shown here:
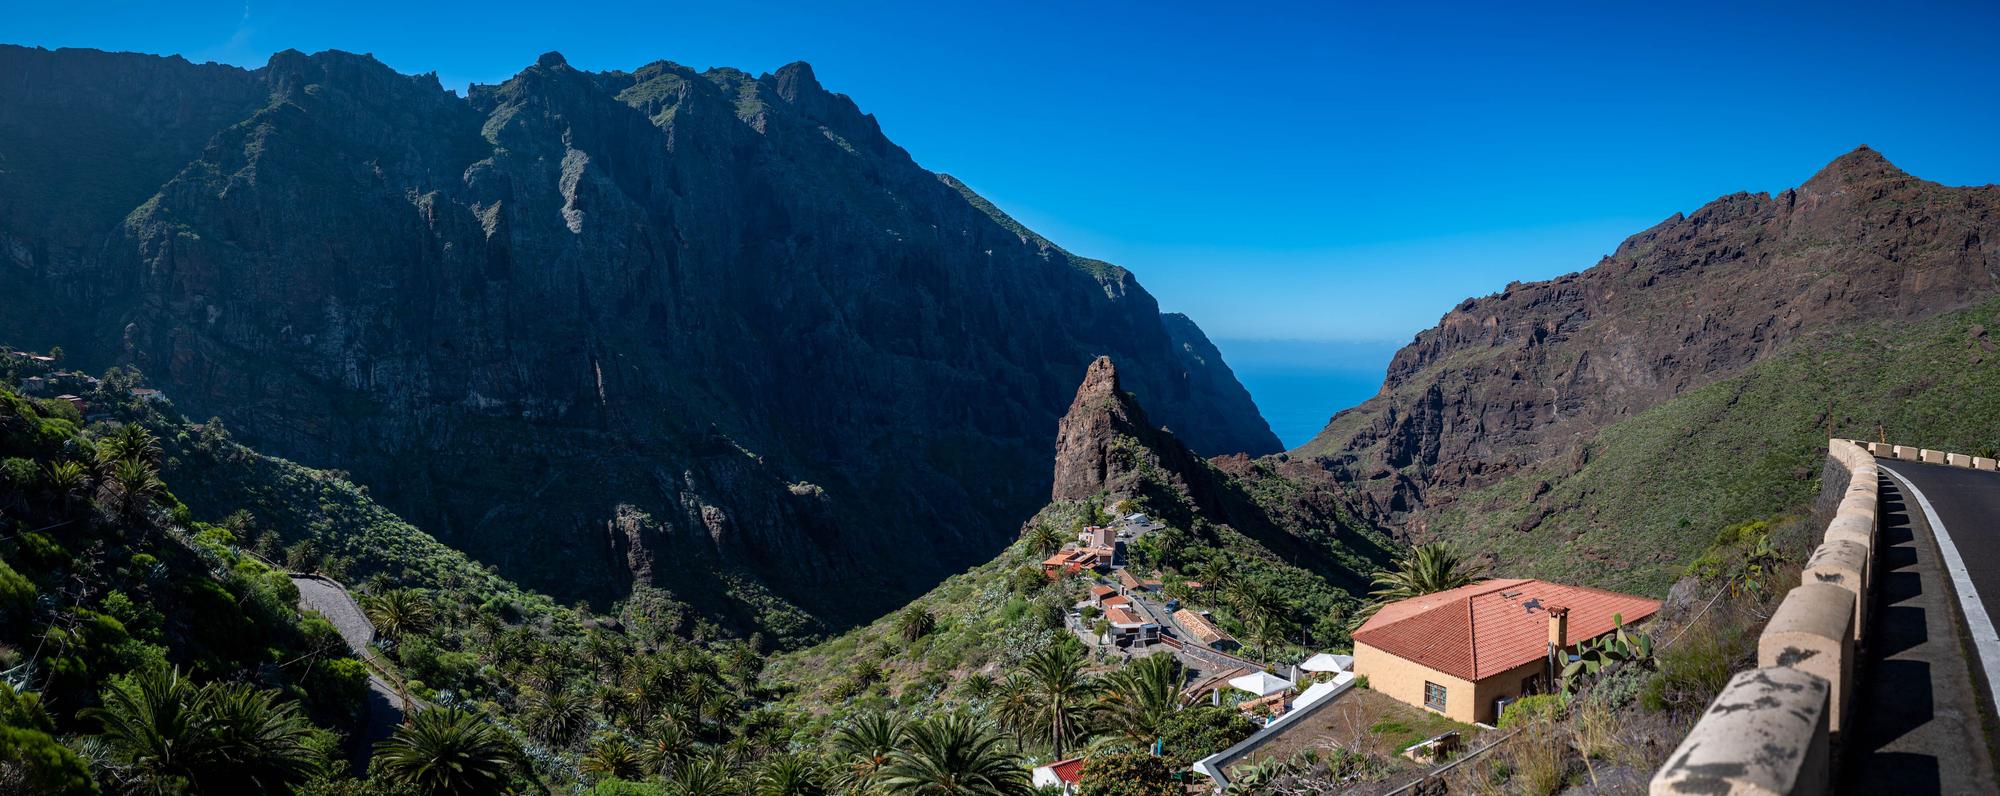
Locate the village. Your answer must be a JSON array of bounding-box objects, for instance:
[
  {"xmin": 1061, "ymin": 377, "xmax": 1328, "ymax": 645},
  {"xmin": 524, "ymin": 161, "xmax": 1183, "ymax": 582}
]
[{"xmin": 1030, "ymin": 512, "xmax": 1662, "ymax": 792}]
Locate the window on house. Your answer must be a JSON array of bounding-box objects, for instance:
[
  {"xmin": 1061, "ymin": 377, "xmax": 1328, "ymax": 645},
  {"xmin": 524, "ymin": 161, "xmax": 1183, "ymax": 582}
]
[{"xmin": 1424, "ymin": 681, "xmax": 1447, "ymax": 711}]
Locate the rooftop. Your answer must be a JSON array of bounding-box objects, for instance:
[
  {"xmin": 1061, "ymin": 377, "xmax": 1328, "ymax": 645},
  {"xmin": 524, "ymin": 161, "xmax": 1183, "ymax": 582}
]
[{"xmin": 1353, "ymin": 578, "xmax": 1660, "ymax": 681}]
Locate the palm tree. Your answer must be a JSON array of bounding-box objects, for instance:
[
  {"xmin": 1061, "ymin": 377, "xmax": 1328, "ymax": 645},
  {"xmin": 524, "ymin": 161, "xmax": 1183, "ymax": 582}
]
[
  {"xmin": 100, "ymin": 423, "xmax": 162, "ymax": 468},
  {"xmin": 1368, "ymin": 543, "xmax": 1485, "ymax": 603},
  {"xmin": 521, "ymin": 687, "xmax": 591, "ymax": 748},
  {"xmin": 581, "ymin": 734, "xmax": 646, "ymax": 782},
  {"xmin": 830, "ymin": 711, "xmax": 905, "ymax": 793},
  {"xmin": 755, "ymin": 752, "xmax": 826, "ymax": 796},
  {"xmin": 198, "ymin": 682, "xmax": 319, "ymax": 793},
  {"xmin": 1094, "ymin": 653, "xmax": 1186, "ymax": 744},
  {"xmin": 1020, "ymin": 524, "xmax": 1062, "ymax": 557},
  {"xmin": 374, "ymin": 706, "xmax": 519, "ymax": 795},
  {"xmin": 1015, "ymin": 641, "xmax": 1097, "ymax": 758},
  {"xmin": 895, "ymin": 605, "xmax": 938, "ymax": 644},
  {"xmin": 362, "ymin": 587, "xmax": 436, "ymax": 641},
  {"xmin": 111, "ymin": 457, "xmax": 161, "ymax": 520},
  {"xmin": 880, "ymin": 714, "xmax": 1030, "ymax": 796},
  {"xmin": 641, "ymin": 716, "xmax": 694, "ymax": 775},
  {"xmin": 1227, "ymin": 582, "xmax": 1295, "ymax": 652},
  {"xmin": 84, "ymin": 669, "xmax": 317, "ymax": 795},
  {"xmin": 664, "ymin": 754, "xmax": 737, "ymax": 796},
  {"xmin": 82, "ymin": 668, "xmax": 209, "ymax": 795},
  {"xmin": 43, "ymin": 459, "xmax": 87, "ymax": 511}
]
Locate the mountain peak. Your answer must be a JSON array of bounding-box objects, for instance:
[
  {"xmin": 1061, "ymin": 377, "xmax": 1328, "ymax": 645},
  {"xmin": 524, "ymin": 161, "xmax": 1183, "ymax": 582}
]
[
  {"xmin": 536, "ymin": 51, "xmax": 569, "ymax": 69},
  {"xmin": 1804, "ymin": 145, "xmax": 1909, "ymax": 188},
  {"xmin": 772, "ymin": 60, "xmax": 825, "ymax": 105}
]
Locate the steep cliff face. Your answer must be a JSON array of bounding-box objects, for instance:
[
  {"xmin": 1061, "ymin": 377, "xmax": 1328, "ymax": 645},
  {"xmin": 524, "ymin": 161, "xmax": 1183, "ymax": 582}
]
[
  {"xmin": 0, "ymin": 45, "xmax": 1276, "ymax": 635},
  {"xmin": 1303, "ymin": 148, "xmax": 2000, "ymax": 539}
]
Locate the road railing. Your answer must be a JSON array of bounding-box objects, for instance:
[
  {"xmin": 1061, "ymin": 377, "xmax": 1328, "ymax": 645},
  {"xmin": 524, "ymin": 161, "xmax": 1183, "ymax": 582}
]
[{"xmin": 1651, "ymin": 438, "xmax": 1878, "ymax": 795}]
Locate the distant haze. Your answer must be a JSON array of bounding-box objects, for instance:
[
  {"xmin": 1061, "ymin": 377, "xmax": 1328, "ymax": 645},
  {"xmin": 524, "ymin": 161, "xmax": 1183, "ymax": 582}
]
[{"xmin": 1214, "ymin": 339, "xmax": 1401, "ymax": 449}]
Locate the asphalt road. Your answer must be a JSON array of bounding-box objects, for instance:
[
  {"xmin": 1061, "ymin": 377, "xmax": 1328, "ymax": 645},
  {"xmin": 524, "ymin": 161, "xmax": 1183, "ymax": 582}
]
[
  {"xmin": 293, "ymin": 575, "xmax": 409, "ymax": 761},
  {"xmin": 1884, "ymin": 460, "xmax": 2000, "ymax": 634}
]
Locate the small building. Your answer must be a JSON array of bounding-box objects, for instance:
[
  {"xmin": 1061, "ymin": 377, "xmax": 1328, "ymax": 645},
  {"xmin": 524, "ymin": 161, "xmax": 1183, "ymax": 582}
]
[
  {"xmin": 1083, "ymin": 525, "xmax": 1116, "ymax": 549},
  {"xmin": 1099, "ymin": 594, "xmax": 1131, "ymax": 611},
  {"xmin": 1031, "ymin": 757, "xmax": 1086, "ymax": 794},
  {"xmin": 1352, "ymin": 578, "xmax": 1661, "ymax": 724},
  {"xmin": 1088, "ymin": 584, "xmax": 1117, "ymax": 605},
  {"xmin": 51, "ymin": 394, "xmax": 87, "ymax": 415},
  {"xmin": 1115, "ymin": 568, "xmax": 1143, "ymax": 591},
  {"xmin": 20, "ymin": 376, "xmax": 47, "ymax": 394},
  {"xmin": 1041, "ymin": 548, "xmax": 1103, "ymax": 580},
  {"xmin": 1104, "ymin": 606, "xmax": 1159, "ymax": 645},
  {"xmin": 1173, "ymin": 609, "xmax": 1240, "ymax": 652},
  {"xmin": 130, "ymin": 387, "xmax": 166, "ymax": 404}
]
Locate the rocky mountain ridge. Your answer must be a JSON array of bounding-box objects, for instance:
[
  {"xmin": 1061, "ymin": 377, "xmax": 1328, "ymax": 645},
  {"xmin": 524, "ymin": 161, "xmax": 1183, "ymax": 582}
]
[
  {"xmin": 0, "ymin": 44, "xmax": 1277, "ymax": 635},
  {"xmin": 1301, "ymin": 147, "xmax": 2000, "ymax": 568}
]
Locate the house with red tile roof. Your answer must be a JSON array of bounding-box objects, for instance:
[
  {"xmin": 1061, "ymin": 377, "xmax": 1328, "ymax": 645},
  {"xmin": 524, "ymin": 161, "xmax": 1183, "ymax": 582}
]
[
  {"xmin": 1351, "ymin": 578, "xmax": 1660, "ymax": 724},
  {"xmin": 1031, "ymin": 756, "xmax": 1086, "ymax": 793}
]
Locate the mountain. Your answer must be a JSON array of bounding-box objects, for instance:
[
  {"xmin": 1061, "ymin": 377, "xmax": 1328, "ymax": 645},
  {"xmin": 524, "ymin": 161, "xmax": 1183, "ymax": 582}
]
[
  {"xmin": 1298, "ymin": 147, "xmax": 2000, "ymax": 591},
  {"xmin": 771, "ymin": 356, "xmax": 1395, "ymax": 705},
  {"xmin": 0, "ymin": 45, "xmax": 1279, "ymax": 636}
]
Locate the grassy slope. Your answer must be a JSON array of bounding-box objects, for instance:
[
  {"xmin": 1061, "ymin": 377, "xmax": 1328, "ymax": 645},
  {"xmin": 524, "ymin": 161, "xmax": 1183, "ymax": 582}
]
[{"xmin": 1428, "ymin": 296, "xmax": 2000, "ymax": 596}]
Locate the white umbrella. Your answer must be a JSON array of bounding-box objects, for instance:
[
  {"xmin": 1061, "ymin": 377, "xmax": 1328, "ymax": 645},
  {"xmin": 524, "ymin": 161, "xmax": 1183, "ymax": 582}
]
[
  {"xmin": 1300, "ymin": 653, "xmax": 1354, "ymax": 673},
  {"xmin": 1228, "ymin": 671, "xmax": 1295, "ymax": 697}
]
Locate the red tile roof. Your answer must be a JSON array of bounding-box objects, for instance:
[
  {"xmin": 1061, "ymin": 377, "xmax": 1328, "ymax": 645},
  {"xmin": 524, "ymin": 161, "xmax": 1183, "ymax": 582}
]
[
  {"xmin": 1105, "ymin": 606, "xmax": 1142, "ymax": 626},
  {"xmin": 1100, "ymin": 594, "xmax": 1131, "ymax": 609},
  {"xmin": 1089, "ymin": 585, "xmax": 1117, "ymax": 598},
  {"xmin": 1047, "ymin": 757, "xmax": 1086, "ymax": 784},
  {"xmin": 1353, "ymin": 579, "xmax": 1661, "ymax": 681}
]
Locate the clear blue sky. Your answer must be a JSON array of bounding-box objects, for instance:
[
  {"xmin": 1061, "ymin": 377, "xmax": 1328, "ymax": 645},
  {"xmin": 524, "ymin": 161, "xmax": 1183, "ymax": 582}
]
[{"xmin": 12, "ymin": 1, "xmax": 2000, "ymax": 349}]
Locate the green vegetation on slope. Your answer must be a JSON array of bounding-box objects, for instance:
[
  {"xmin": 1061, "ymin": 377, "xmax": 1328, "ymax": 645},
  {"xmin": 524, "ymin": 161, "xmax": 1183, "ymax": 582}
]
[{"xmin": 1427, "ymin": 296, "xmax": 2000, "ymax": 596}]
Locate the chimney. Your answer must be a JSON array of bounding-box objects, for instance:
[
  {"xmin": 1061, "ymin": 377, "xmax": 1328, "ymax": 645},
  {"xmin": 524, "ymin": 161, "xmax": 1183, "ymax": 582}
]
[{"xmin": 1548, "ymin": 606, "xmax": 1570, "ymax": 649}]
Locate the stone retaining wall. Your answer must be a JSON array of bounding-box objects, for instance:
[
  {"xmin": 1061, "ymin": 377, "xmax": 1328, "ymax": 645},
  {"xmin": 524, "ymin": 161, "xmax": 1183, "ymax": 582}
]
[
  {"xmin": 1651, "ymin": 439, "xmax": 1876, "ymax": 795},
  {"xmin": 1653, "ymin": 439, "xmax": 1995, "ymax": 794}
]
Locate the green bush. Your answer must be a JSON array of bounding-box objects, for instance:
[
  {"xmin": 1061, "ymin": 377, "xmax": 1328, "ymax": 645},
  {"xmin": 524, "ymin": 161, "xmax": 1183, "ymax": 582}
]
[
  {"xmin": 1499, "ymin": 694, "xmax": 1564, "ymax": 728},
  {"xmin": 1642, "ymin": 616, "xmax": 1751, "ymax": 713},
  {"xmin": 1077, "ymin": 751, "xmax": 1177, "ymax": 796}
]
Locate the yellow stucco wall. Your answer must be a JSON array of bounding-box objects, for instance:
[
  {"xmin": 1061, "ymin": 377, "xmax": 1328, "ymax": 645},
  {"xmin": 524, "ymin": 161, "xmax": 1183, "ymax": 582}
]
[
  {"xmin": 1354, "ymin": 642, "xmax": 1552, "ymax": 724},
  {"xmin": 1353, "ymin": 641, "xmax": 1479, "ymax": 723}
]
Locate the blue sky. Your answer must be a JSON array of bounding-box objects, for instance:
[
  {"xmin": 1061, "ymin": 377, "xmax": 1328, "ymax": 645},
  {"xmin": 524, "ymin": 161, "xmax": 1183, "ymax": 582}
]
[{"xmin": 12, "ymin": 1, "xmax": 2000, "ymax": 352}]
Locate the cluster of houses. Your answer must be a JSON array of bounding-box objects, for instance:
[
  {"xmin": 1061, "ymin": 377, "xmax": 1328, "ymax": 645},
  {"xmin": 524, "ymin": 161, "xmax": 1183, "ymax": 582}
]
[
  {"xmin": 6, "ymin": 352, "xmax": 169, "ymax": 416},
  {"xmin": 1038, "ymin": 574, "xmax": 1664, "ymax": 792}
]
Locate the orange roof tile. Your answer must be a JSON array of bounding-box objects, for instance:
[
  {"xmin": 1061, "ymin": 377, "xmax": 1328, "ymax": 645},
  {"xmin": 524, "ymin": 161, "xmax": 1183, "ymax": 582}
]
[
  {"xmin": 1352, "ymin": 579, "xmax": 1660, "ymax": 681},
  {"xmin": 1105, "ymin": 606, "xmax": 1142, "ymax": 626},
  {"xmin": 1100, "ymin": 594, "xmax": 1131, "ymax": 609},
  {"xmin": 1089, "ymin": 585, "xmax": 1117, "ymax": 598},
  {"xmin": 1048, "ymin": 757, "xmax": 1086, "ymax": 783},
  {"xmin": 1173, "ymin": 609, "xmax": 1234, "ymax": 646}
]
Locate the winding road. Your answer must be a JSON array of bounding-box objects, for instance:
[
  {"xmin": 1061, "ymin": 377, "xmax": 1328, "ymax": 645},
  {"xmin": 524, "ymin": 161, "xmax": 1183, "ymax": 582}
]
[{"xmin": 292, "ymin": 574, "xmax": 413, "ymax": 757}]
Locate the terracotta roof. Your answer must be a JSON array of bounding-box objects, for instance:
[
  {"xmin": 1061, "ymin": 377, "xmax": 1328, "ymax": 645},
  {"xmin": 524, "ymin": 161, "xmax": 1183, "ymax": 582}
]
[
  {"xmin": 1353, "ymin": 579, "xmax": 1661, "ymax": 681},
  {"xmin": 1042, "ymin": 552, "xmax": 1073, "ymax": 567},
  {"xmin": 1116, "ymin": 569, "xmax": 1142, "ymax": 589},
  {"xmin": 1105, "ymin": 606, "xmax": 1143, "ymax": 626},
  {"xmin": 1100, "ymin": 594, "xmax": 1131, "ymax": 609},
  {"xmin": 1173, "ymin": 609, "xmax": 1234, "ymax": 646},
  {"xmin": 1047, "ymin": 757, "xmax": 1086, "ymax": 784},
  {"xmin": 1089, "ymin": 585, "xmax": 1117, "ymax": 598}
]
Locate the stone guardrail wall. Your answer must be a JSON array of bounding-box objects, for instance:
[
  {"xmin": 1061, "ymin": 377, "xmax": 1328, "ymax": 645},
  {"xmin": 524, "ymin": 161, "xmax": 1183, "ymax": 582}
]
[
  {"xmin": 1651, "ymin": 439, "xmax": 1877, "ymax": 795},
  {"xmin": 1652, "ymin": 439, "xmax": 1998, "ymax": 794}
]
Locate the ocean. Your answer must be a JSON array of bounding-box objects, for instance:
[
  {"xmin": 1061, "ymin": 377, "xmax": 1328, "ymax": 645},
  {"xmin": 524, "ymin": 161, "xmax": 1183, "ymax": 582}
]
[{"xmin": 1213, "ymin": 339, "xmax": 1400, "ymax": 450}]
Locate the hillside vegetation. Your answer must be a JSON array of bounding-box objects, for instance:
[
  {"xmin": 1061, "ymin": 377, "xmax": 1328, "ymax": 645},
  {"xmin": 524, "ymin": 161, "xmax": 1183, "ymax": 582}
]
[{"xmin": 1426, "ymin": 295, "xmax": 2000, "ymax": 595}]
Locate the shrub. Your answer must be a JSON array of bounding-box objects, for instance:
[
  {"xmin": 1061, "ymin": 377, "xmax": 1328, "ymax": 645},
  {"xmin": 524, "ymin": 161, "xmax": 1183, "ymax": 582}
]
[
  {"xmin": 1077, "ymin": 751, "xmax": 1177, "ymax": 796},
  {"xmin": 1642, "ymin": 614, "xmax": 1751, "ymax": 713},
  {"xmin": 1158, "ymin": 705, "xmax": 1256, "ymax": 769},
  {"xmin": 1498, "ymin": 694, "xmax": 1563, "ymax": 728}
]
